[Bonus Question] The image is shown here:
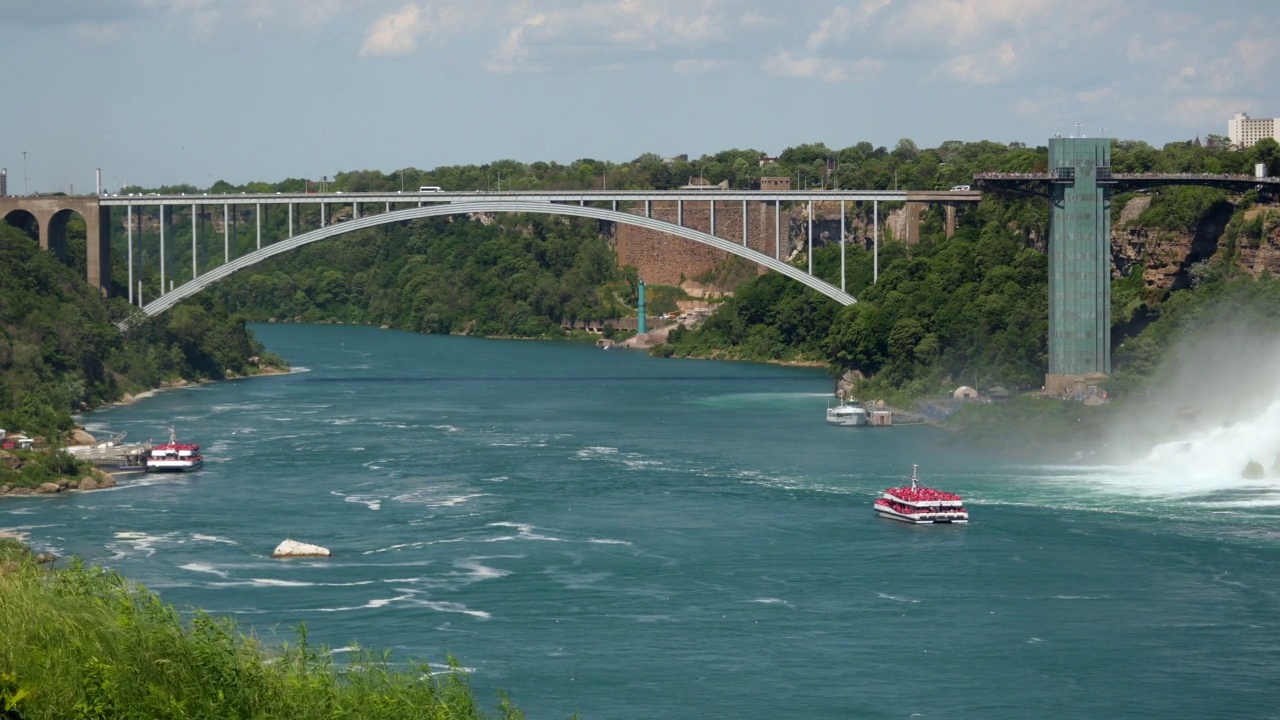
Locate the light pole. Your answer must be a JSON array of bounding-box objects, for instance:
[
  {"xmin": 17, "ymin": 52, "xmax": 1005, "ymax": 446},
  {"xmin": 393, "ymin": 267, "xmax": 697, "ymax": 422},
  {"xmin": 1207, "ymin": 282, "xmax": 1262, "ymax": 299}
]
[{"xmin": 22, "ymin": 151, "xmax": 28, "ymax": 195}]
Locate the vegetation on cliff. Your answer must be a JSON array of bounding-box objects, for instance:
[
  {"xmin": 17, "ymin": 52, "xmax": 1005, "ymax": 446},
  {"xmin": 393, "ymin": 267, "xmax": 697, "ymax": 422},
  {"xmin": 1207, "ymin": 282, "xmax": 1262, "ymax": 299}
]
[
  {"xmin": 0, "ymin": 224, "xmax": 285, "ymax": 442},
  {"xmin": 206, "ymin": 215, "xmax": 633, "ymax": 337},
  {"xmin": 0, "ymin": 555, "xmax": 522, "ymax": 720}
]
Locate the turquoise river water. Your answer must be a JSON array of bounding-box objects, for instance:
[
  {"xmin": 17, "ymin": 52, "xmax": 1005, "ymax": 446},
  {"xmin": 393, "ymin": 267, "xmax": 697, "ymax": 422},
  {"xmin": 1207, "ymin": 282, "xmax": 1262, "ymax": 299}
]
[{"xmin": 5, "ymin": 324, "xmax": 1280, "ymax": 719}]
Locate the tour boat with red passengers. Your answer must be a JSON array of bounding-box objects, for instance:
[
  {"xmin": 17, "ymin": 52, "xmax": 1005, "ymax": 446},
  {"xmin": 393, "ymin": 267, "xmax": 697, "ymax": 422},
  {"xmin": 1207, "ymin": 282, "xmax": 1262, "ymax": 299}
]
[
  {"xmin": 874, "ymin": 465, "xmax": 968, "ymax": 524},
  {"xmin": 145, "ymin": 426, "xmax": 204, "ymax": 473}
]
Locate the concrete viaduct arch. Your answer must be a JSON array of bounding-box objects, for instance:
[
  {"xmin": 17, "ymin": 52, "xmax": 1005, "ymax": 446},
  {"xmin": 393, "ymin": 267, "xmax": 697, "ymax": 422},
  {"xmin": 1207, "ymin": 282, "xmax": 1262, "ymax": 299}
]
[
  {"xmin": 0, "ymin": 196, "xmax": 111, "ymax": 294},
  {"xmin": 128, "ymin": 201, "xmax": 858, "ymax": 322}
]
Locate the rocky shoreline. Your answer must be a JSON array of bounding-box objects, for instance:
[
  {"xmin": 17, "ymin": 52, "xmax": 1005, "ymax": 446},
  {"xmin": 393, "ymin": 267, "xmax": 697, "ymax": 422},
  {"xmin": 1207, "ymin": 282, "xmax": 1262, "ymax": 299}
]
[
  {"xmin": 107, "ymin": 363, "xmax": 292, "ymax": 409},
  {"xmin": 0, "ymin": 466, "xmax": 118, "ymax": 497}
]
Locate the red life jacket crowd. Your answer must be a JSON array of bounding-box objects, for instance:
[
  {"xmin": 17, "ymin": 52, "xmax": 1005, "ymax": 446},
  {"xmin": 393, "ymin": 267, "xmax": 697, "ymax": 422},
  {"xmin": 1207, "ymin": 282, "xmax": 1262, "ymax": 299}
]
[
  {"xmin": 875, "ymin": 498, "xmax": 968, "ymax": 516},
  {"xmin": 886, "ymin": 486, "xmax": 962, "ymax": 503}
]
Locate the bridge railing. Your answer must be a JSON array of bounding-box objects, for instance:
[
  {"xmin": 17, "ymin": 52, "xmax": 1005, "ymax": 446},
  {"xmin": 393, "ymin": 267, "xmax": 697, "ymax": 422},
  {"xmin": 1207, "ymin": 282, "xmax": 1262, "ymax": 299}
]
[{"xmin": 975, "ymin": 171, "xmax": 1278, "ymax": 184}]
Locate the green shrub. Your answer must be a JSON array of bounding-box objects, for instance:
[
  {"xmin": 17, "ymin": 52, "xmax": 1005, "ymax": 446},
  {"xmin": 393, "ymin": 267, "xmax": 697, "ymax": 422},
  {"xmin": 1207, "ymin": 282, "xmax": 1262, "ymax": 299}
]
[{"xmin": 0, "ymin": 559, "xmax": 525, "ymax": 720}]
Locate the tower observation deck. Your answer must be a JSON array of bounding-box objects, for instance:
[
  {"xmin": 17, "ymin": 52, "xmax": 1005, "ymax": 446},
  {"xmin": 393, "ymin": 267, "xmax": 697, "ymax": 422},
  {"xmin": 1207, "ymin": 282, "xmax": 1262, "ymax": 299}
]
[{"xmin": 1046, "ymin": 136, "xmax": 1113, "ymax": 388}]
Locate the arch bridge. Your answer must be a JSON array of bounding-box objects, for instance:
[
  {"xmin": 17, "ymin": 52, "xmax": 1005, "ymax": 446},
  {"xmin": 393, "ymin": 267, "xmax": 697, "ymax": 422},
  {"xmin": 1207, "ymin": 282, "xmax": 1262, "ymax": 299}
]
[{"xmin": 2, "ymin": 189, "xmax": 982, "ymax": 318}]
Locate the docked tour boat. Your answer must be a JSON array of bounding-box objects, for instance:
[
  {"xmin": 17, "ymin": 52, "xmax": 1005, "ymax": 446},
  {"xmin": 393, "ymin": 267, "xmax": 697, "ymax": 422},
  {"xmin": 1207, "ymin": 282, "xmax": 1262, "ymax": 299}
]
[
  {"xmin": 874, "ymin": 465, "xmax": 968, "ymax": 524},
  {"xmin": 826, "ymin": 399, "xmax": 869, "ymax": 427},
  {"xmin": 146, "ymin": 426, "xmax": 204, "ymax": 473}
]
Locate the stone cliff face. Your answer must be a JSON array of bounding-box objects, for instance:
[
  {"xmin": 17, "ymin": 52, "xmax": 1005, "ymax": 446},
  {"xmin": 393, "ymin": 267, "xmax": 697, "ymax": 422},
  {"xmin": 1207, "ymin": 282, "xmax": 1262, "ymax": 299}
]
[
  {"xmin": 614, "ymin": 200, "xmax": 881, "ymax": 288},
  {"xmin": 1111, "ymin": 196, "xmax": 1280, "ymax": 291}
]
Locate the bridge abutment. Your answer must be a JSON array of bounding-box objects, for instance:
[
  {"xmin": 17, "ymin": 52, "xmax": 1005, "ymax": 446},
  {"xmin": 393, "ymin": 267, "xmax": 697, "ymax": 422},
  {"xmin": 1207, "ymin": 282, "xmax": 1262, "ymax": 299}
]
[{"xmin": 0, "ymin": 197, "xmax": 111, "ymax": 296}]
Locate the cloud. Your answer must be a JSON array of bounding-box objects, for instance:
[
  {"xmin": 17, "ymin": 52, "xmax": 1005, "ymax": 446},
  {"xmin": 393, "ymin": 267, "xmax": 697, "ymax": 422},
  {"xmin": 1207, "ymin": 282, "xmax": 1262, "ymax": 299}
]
[
  {"xmin": 244, "ymin": 0, "xmax": 350, "ymax": 28},
  {"xmin": 138, "ymin": 0, "xmax": 223, "ymax": 37},
  {"xmin": 930, "ymin": 41, "xmax": 1017, "ymax": 85},
  {"xmin": 359, "ymin": 1, "xmax": 472, "ymax": 57},
  {"xmin": 1170, "ymin": 96, "xmax": 1254, "ymax": 128},
  {"xmin": 72, "ymin": 21, "xmax": 129, "ymax": 44},
  {"xmin": 0, "ymin": 0, "xmax": 141, "ymax": 26},
  {"xmin": 805, "ymin": 0, "xmax": 887, "ymax": 51},
  {"xmin": 671, "ymin": 58, "xmax": 729, "ymax": 75},
  {"xmin": 486, "ymin": 12, "xmax": 549, "ymax": 73},
  {"xmin": 360, "ymin": 3, "xmax": 427, "ymax": 57},
  {"xmin": 764, "ymin": 50, "xmax": 884, "ymax": 83},
  {"xmin": 478, "ymin": 1, "xmax": 737, "ymax": 73}
]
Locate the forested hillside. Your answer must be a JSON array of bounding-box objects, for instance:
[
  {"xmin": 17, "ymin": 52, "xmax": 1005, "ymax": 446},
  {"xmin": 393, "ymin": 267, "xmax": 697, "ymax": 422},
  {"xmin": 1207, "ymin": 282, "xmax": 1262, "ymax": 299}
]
[
  {"xmin": 0, "ymin": 224, "xmax": 284, "ymax": 440},
  {"xmin": 210, "ymin": 215, "xmax": 633, "ymax": 336}
]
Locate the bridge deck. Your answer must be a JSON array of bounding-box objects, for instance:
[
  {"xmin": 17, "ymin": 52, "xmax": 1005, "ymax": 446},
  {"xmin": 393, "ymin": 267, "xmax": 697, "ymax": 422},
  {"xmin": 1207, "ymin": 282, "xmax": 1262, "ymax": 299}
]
[
  {"xmin": 975, "ymin": 172, "xmax": 1280, "ymax": 193},
  {"xmin": 95, "ymin": 189, "xmax": 982, "ymax": 206}
]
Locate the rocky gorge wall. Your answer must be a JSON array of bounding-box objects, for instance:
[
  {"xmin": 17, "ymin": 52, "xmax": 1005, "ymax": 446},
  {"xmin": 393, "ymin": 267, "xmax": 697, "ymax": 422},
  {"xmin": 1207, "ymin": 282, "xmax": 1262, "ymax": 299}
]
[
  {"xmin": 1111, "ymin": 195, "xmax": 1280, "ymax": 291},
  {"xmin": 614, "ymin": 200, "xmax": 885, "ymax": 287}
]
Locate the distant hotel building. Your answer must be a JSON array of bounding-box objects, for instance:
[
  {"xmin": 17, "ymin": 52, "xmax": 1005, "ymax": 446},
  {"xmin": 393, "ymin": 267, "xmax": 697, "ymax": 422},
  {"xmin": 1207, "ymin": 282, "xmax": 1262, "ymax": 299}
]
[{"xmin": 1228, "ymin": 112, "xmax": 1280, "ymax": 148}]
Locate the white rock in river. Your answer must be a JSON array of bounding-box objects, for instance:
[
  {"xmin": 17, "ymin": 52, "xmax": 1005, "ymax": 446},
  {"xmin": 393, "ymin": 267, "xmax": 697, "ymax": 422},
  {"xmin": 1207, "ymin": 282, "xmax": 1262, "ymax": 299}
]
[{"xmin": 272, "ymin": 539, "xmax": 331, "ymax": 558}]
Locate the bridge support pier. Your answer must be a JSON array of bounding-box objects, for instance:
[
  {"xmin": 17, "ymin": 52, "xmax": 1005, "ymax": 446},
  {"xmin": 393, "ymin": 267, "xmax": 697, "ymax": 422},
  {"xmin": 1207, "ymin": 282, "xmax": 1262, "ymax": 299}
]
[
  {"xmin": 905, "ymin": 201, "xmax": 925, "ymax": 245},
  {"xmin": 944, "ymin": 203, "xmax": 957, "ymax": 239}
]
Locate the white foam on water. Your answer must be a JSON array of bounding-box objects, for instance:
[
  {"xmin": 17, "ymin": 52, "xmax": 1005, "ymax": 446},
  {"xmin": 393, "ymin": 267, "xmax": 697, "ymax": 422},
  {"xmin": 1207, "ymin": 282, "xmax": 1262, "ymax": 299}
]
[
  {"xmin": 180, "ymin": 563, "xmax": 230, "ymax": 579},
  {"xmin": 211, "ymin": 403, "xmax": 266, "ymax": 413},
  {"xmin": 413, "ymin": 599, "xmax": 491, "ymax": 619},
  {"xmin": 422, "ymin": 493, "xmax": 490, "ymax": 508},
  {"xmin": 876, "ymin": 592, "xmax": 921, "ymax": 604},
  {"xmin": 331, "ymin": 490, "xmax": 381, "ymax": 510},
  {"xmin": 191, "ymin": 534, "xmax": 238, "ymax": 545},
  {"xmin": 109, "ymin": 530, "xmax": 179, "ymax": 558},
  {"xmin": 1045, "ymin": 398, "xmax": 1280, "ymax": 502},
  {"xmin": 426, "ymin": 661, "xmax": 478, "ymax": 673},
  {"xmin": 363, "ymin": 538, "xmax": 469, "ymax": 554},
  {"xmin": 575, "ymin": 446, "xmax": 618, "ymax": 459},
  {"xmin": 313, "ymin": 593, "xmax": 416, "ymax": 612},
  {"xmin": 244, "ymin": 578, "xmax": 316, "ymax": 588},
  {"xmin": 622, "ymin": 458, "xmax": 662, "ymax": 468},
  {"xmin": 453, "ymin": 557, "xmax": 515, "ymax": 582},
  {"xmin": 430, "ymin": 425, "xmax": 461, "ymax": 433},
  {"xmin": 748, "ymin": 597, "xmax": 790, "ymax": 605},
  {"xmin": 586, "ymin": 537, "xmax": 632, "ymax": 546},
  {"xmin": 485, "ymin": 522, "xmax": 567, "ymax": 542}
]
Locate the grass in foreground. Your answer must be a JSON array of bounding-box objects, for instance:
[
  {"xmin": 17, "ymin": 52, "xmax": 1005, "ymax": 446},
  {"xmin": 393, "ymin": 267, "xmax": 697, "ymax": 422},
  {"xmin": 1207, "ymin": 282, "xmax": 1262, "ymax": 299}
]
[{"xmin": 0, "ymin": 558, "xmax": 524, "ymax": 719}]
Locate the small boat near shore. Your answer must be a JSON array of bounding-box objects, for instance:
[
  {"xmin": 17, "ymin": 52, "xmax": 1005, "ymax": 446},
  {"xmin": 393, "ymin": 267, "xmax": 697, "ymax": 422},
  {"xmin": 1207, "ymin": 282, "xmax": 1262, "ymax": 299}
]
[
  {"xmin": 874, "ymin": 465, "xmax": 968, "ymax": 524},
  {"xmin": 145, "ymin": 426, "xmax": 204, "ymax": 473},
  {"xmin": 826, "ymin": 399, "xmax": 868, "ymax": 426}
]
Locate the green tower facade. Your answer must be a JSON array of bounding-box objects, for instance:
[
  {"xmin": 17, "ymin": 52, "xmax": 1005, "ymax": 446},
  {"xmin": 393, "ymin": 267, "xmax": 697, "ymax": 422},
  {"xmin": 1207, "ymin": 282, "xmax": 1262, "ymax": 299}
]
[{"xmin": 1047, "ymin": 137, "xmax": 1113, "ymax": 383}]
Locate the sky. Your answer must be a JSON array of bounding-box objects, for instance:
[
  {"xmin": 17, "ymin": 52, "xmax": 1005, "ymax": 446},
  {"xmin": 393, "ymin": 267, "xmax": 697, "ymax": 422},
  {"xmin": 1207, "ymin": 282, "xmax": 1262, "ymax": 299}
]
[{"xmin": 1, "ymin": 0, "xmax": 1276, "ymax": 192}]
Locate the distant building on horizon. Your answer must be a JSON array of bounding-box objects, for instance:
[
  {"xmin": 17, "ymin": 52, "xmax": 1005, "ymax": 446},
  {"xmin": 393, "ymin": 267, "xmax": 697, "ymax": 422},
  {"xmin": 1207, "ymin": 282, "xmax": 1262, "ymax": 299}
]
[{"xmin": 1228, "ymin": 112, "xmax": 1280, "ymax": 148}]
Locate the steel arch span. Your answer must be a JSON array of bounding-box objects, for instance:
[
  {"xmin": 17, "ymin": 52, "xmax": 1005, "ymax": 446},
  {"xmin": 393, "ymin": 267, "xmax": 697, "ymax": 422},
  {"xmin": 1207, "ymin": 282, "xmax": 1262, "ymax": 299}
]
[{"xmin": 127, "ymin": 201, "xmax": 857, "ymax": 323}]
